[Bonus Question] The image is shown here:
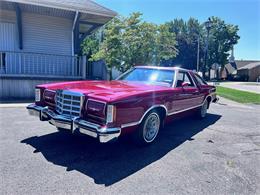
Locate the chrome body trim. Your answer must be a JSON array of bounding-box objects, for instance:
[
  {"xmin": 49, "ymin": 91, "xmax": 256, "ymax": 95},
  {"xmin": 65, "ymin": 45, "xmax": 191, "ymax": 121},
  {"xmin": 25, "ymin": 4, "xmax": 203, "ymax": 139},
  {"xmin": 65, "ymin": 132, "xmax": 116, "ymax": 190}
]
[
  {"xmin": 167, "ymin": 104, "xmax": 202, "ymax": 115},
  {"xmin": 27, "ymin": 104, "xmax": 42, "ymax": 117},
  {"xmin": 49, "ymin": 118, "xmax": 72, "ymax": 130},
  {"xmin": 27, "ymin": 104, "xmax": 121, "ymax": 143},
  {"xmin": 172, "ymin": 69, "xmax": 178, "ymax": 88},
  {"xmin": 187, "ymin": 71, "xmax": 198, "ymax": 88}
]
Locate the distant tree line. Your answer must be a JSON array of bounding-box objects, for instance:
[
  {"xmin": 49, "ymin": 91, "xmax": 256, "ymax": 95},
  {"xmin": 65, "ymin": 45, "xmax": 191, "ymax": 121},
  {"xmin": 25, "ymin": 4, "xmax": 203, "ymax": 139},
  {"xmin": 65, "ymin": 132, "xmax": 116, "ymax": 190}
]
[{"xmin": 82, "ymin": 12, "xmax": 239, "ymax": 77}]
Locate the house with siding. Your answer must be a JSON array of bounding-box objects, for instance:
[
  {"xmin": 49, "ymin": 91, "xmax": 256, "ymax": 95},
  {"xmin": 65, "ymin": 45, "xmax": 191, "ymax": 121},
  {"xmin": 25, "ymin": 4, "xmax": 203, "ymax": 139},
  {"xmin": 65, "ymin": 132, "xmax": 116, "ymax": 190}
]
[
  {"xmin": 0, "ymin": 0, "xmax": 116, "ymax": 100},
  {"xmin": 222, "ymin": 60, "xmax": 260, "ymax": 81}
]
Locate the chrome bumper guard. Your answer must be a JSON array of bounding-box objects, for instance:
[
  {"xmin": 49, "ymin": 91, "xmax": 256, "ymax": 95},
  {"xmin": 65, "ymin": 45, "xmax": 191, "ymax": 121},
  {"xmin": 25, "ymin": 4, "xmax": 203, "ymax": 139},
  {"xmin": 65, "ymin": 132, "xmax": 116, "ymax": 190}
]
[{"xmin": 26, "ymin": 104, "xmax": 121, "ymax": 143}]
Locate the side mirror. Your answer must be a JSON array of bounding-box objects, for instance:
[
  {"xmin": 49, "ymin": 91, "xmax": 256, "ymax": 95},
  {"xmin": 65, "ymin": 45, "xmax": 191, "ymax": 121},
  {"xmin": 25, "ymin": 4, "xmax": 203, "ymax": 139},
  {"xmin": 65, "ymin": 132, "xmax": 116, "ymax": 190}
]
[{"xmin": 181, "ymin": 82, "xmax": 189, "ymax": 88}]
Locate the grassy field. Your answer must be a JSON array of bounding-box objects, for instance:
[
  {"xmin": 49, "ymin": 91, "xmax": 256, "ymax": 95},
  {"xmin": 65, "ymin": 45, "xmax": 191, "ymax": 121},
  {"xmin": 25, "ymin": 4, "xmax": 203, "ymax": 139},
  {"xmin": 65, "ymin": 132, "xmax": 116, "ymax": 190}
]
[{"xmin": 217, "ymin": 86, "xmax": 260, "ymax": 104}]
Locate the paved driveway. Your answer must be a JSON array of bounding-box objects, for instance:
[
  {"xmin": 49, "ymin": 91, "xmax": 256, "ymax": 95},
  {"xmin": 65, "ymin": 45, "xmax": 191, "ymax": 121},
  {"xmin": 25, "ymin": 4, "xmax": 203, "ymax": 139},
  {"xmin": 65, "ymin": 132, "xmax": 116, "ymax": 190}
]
[{"xmin": 0, "ymin": 99, "xmax": 259, "ymax": 195}]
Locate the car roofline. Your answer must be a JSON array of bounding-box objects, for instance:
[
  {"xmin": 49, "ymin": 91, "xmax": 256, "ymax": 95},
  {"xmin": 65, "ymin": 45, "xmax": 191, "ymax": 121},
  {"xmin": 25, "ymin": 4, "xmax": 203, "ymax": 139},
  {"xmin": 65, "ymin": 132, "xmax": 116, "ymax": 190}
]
[{"xmin": 134, "ymin": 65, "xmax": 192, "ymax": 72}]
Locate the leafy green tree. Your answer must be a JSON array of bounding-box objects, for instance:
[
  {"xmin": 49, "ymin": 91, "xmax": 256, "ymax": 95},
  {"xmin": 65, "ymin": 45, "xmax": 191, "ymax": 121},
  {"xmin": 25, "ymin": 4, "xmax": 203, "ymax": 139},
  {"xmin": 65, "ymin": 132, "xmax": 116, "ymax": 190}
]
[
  {"xmin": 96, "ymin": 17, "xmax": 123, "ymax": 71},
  {"xmin": 156, "ymin": 24, "xmax": 178, "ymax": 65},
  {"xmin": 119, "ymin": 13, "xmax": 158, "ymax": 70},
  {"xmin": 82, "ymin": 12, "xmax": 178, "ymax": 77},
  {"xmin": 82, "ymin": 13, "xmax": 239, "ymax": 80},
  {"xmin": 207, "ymin": 16, "xmax": 240, "ymax": 67},
  {"xmin": 81, "ymin": 33, "xmax": 100, "ymax": 58},
  {"xmin": 163, "ymin": 18, "xmax": 204, "ymax": 70}
]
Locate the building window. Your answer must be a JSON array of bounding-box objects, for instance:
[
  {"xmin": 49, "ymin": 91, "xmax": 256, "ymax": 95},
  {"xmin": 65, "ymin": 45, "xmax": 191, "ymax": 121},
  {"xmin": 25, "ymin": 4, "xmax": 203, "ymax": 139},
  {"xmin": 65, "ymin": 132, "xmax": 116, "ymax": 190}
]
[{"xmin": 0, "ymin": 52, "xmax": 6, "ymax": 72}]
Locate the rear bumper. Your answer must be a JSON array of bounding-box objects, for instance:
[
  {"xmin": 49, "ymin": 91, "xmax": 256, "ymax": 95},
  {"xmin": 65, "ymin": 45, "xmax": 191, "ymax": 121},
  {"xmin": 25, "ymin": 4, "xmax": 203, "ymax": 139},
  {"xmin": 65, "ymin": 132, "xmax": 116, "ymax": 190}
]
[
  {"xmin": 26, "ymin": 104, "xmax": 121, "ymax": 143},
  {"xmin": 211, "ymin": 92, "xmax": 219, "ymax": 103}
]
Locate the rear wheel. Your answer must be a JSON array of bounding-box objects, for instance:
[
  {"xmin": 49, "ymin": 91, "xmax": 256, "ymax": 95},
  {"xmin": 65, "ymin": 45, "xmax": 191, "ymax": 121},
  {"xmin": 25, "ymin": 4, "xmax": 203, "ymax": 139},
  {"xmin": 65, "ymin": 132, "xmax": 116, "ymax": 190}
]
[
  {"xmin": 197, "ymin": 100, "xmax": 208, "ymax": 119},
  {"xmin": 133, "ymin": 111, "xmax": 161, "ymax": 146}
]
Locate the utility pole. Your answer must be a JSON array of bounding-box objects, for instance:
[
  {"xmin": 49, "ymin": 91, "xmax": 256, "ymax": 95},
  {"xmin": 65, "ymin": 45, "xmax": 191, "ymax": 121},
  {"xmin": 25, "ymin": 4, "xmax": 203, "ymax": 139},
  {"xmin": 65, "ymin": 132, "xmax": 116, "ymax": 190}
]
[
  {"xmin": 203, "ymin": 18, "xmax": 212, "ymax": 79},
  {"xmin": 196, "ymin": 35, "xmax": 200, "ymax": 72}
]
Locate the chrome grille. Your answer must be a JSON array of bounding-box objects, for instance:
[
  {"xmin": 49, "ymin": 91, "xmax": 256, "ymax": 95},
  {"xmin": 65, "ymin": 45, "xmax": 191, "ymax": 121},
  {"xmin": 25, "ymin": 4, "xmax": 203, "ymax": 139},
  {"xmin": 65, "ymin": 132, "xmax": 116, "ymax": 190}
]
[{"xmin": 55, "ymin": 90, "xmax": 83, "ymax": 117}]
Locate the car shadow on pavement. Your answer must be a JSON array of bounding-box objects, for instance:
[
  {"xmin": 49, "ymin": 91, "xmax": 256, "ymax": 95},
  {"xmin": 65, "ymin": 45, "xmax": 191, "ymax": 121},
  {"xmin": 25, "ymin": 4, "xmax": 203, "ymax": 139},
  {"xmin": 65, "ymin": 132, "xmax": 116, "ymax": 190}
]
[{"xmin": 21, "ymin": 113, "xmax": 221, "ymax": 186}]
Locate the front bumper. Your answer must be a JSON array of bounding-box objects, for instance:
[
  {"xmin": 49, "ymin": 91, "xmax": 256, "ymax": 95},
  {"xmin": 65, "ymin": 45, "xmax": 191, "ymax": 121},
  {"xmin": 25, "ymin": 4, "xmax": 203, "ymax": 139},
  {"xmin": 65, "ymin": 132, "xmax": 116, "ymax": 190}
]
[{"xmin": 27, "ymin": 104, "xmax": 121, "ymax": 143}]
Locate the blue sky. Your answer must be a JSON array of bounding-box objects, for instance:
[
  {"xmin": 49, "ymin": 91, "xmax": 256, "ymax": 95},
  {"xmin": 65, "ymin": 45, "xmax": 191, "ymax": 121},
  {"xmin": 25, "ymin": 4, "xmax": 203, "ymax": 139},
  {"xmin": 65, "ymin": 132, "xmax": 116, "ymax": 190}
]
[{"xmin": 96, "ymin": 0, "xmax": 260, "ymax": 60}]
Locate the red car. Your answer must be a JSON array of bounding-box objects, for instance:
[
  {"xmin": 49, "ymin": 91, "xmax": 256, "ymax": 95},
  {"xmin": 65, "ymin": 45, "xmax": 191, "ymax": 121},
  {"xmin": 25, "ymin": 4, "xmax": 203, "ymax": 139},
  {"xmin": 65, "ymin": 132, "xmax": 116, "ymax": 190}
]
[{"xmin": 27, "ymin": 66, "xmax": 217, "ymax": 145}]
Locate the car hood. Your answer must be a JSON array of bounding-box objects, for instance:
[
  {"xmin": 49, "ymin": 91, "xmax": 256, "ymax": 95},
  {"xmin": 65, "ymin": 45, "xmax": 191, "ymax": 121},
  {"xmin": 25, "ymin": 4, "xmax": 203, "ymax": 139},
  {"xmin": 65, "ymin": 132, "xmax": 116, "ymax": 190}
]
[{"xmin": 38, "ymin": 80, "xmax": 169, "ymax": 102}]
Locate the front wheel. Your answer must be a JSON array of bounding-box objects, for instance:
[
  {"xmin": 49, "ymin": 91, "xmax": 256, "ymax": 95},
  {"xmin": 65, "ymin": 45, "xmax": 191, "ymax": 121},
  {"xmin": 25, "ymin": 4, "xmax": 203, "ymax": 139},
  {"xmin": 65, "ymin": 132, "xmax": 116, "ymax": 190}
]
[{"xmin": 133, "ymin": 111, "xmax": 161, "ymax": 146}]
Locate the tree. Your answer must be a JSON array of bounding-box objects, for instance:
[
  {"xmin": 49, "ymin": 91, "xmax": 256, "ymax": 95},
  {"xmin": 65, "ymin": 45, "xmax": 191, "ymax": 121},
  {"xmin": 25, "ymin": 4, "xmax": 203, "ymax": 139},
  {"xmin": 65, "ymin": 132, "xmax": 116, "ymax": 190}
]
[
  {"xmin": 82, "ymin": 13, "xmax": 240, "ymax": 81},
  {"xmin": 161, "ymin": 17, "xmax": 240, "ymax": 78},
  {"xmin": 81, "ymin": 33, "xmax": 100, "ymax": 58},
  {"xmin": 90, "ymin": 16, "xmax": 124, "ymax": 75},
  {"xmin": 163, "ymin": 18, "xmax": 204, "ymax": 70},
  {"xmin": 156, "ymin": 24, "xmax": 178, "ymax": 65},
  {"xmin": 82, "ymin": 12, "xmax": 178, "ymax": 77},
  {"xmin": 207, "ymin": 16, "xmax": 240, "ymax": 67}
]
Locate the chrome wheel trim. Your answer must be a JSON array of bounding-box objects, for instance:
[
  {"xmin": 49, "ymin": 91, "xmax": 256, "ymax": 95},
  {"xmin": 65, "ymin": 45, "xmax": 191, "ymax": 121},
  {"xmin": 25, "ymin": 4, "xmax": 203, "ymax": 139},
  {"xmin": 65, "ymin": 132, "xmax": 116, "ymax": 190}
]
[
  {"xmin": 143, "ymin": 113, "xmax": 160, "ymax": 143},
  {"xmin": 201, "ymin": 101, "xmax": 208, "ymax": 118}
]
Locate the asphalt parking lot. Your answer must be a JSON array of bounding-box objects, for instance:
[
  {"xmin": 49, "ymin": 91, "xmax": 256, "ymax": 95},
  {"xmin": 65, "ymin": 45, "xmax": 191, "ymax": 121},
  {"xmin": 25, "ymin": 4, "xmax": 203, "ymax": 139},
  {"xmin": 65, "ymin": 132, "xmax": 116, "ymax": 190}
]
[{"xmin": 0, "ymin": 98, "xmax": 260, "ymax": 195}]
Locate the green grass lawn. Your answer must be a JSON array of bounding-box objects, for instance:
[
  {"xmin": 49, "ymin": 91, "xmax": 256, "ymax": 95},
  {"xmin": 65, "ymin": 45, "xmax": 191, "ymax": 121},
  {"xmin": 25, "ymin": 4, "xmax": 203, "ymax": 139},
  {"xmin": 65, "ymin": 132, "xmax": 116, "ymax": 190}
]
[{"xmin": 217, "ymin": 86, "xmax": 260, "ymax": 104}]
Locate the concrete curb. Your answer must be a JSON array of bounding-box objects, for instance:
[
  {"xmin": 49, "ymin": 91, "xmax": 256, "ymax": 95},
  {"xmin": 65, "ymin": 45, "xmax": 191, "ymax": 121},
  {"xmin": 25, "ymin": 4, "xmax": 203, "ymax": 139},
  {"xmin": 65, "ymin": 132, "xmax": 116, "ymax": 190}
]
[{"xmin": 0, "ymin": 103, "xmax": 31, "ymax": 108}]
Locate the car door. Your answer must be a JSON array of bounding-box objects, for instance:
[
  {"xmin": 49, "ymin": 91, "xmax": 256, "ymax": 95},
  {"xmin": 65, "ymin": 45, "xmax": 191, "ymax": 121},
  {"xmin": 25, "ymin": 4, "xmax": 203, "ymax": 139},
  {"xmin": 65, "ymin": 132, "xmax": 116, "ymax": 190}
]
[{"xmin": 171, "ymin": 70, "xmax": 203, "ymax": 112}]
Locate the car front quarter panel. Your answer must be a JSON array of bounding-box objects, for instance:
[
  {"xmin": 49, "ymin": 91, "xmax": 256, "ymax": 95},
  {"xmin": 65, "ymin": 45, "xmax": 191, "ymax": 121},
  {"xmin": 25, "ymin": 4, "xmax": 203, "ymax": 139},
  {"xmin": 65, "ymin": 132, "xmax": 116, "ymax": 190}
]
[{"xmin": 112, "ymin": 92, "xmax": 169, "ymax": 130}]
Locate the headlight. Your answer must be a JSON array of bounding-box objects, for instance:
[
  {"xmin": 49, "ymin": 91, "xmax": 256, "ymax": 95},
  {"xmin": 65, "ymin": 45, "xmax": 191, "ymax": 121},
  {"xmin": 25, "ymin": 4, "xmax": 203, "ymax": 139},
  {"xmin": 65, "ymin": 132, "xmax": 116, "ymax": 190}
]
[
  {"xmin": 86, "ymin": 99, "xmax": 106, "ymax": 118},
  {"xmin": 35, "ymin": 88, "xmax": 41, "ymax": 102},
  {"xmin": 106, "ymin": 105, "xmax": 116, "ymax": 123}
]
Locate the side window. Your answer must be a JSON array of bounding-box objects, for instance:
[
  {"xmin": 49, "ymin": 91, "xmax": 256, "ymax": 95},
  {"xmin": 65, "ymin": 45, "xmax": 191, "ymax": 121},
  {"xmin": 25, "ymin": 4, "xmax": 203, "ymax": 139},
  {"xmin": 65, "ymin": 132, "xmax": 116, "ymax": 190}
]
[
  {"xmin": 176, "ymin": 72, "xmax": 184, "ymax": 87},
  {"xmin": 194, "ymin": 74, "xmax": 207, "ymax": 85},
  {"xmin": 184, "ymin": 73, "xmax": 194, "ymax": 86},
  {"xmin": 176, "ymin": 71, "xmax": 195, "ymax": 87}
]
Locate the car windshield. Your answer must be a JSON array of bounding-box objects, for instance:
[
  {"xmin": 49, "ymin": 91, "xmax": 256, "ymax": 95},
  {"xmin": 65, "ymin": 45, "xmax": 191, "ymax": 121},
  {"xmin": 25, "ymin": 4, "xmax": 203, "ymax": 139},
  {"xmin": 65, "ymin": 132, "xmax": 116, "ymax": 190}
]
[{"xmin": 117, "ymin": 68, "xmax": 175, "ymax": 86}]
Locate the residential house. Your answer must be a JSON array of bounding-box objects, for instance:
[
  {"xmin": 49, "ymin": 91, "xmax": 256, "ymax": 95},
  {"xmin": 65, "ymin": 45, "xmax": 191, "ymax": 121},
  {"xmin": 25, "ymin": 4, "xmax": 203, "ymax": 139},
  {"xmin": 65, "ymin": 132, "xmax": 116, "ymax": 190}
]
[
  {"xmin": 222, "ymin": 60, "xmax": 260, "ymax": 81},
  {"xmin": 237, "ymin": 62, "xmax": 260, "ymax": 82},
  {"xmin": 0, "ymin": 0, "xmax": 116, "ymax": 100}
]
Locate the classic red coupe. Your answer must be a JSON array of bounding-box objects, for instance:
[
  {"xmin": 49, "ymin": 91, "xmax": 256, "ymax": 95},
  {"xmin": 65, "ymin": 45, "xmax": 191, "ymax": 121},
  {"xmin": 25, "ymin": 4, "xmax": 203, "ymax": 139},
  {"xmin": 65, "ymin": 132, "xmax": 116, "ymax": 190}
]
[{"xmin": 27, "ymin": 66, "xmax": 217, "ymax": 145}]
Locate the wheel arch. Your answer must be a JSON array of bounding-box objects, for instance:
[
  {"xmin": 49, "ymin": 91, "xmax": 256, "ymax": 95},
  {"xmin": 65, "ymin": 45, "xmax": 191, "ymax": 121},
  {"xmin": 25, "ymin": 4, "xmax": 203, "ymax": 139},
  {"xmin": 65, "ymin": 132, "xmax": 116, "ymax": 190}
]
[
  {"xmin": 121, "ymin": 105, "xmax": 168, "ymax": 128},
  {"xmin": 141, "ymin": 105, "xmax": 167, "ymax": 124}
]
